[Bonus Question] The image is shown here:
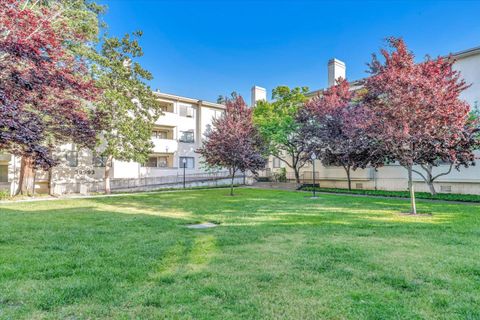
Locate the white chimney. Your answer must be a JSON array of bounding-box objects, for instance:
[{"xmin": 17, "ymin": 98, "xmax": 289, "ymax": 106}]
[
  {"xmin": 251, "ymin": 85, "xmax": 267, "ymax": 107},
  {"xmin": 328, "ymin": 58, "xmax": 346, "ymax": 87}
]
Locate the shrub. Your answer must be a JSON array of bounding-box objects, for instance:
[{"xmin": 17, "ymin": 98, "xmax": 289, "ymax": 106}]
[
  {"xmin": 0, "ymin": 190, "xmax": 11, "ymax": 200},
  {"xmin": 274, "ymin": 168, "xmax": 287, "ymax": 182},
  {"xmin": 299, "ymin": 186, "xmax": 480, "ymax": 203}
]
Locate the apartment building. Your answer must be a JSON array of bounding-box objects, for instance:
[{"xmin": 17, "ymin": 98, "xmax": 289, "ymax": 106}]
[
  {"xmin": 115, "ymin": 92, "xmax": 225, "ymax": 178},
  {"xmin": 0, "ymin": 92, "xmax": 225, "ymax": 195},
  {"xmin": 263, "ymin": 45, "xmax": 480, "ymax": 194}
]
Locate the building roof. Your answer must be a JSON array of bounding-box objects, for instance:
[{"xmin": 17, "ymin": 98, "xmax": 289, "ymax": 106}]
[
  {"xmin": 306, "ymin": 45, "xmax": 480, "ymax": 98},
  {"xmin": 153, "ymin": 91, "xmax": 225, "ymax": 109},
  {"xmin": 306, "ymin": 79, "xmax": 365, "ymax": 98},
  {"xmin": 452, "ymin": 46, "xmax": 480, "ymax": 59}
]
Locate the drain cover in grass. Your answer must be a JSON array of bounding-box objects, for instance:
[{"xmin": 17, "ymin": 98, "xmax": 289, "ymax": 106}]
[{"xmin": 186, "ymin": 222, "xmax": 218, "ymax": 229}]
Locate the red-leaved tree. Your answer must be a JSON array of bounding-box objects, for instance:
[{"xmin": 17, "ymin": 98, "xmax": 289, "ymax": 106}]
[
  {"xmin": 197, "ymin": 96, "xmax": 267, "ymax": 196},
  {"xmin": 0, "ymin": 0, "xmax": 100, "ymax": 195},
  {"xmin": 364, "ymin": 37, "xmax": 477, "ymax": 213},
  {"xmin": 298, "ymin": 79, "xmax": 386, "ymax": 190}
]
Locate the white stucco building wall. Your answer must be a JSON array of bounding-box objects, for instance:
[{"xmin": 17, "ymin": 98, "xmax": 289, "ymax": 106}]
[{"xmin": 454, "ymin": 47, "xmax": 480, "ymax": 109}]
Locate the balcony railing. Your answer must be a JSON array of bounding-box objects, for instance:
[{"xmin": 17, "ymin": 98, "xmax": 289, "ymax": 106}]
[
  {"xmin": 178, "ymin": 139, "xmax": 195, "ymax": 143},
  {"xmin": 152, "ymin": 138, "xmax": 178, "ymax": 153},
  {"xmin": 155, "ymin": 111, "xmax": 178, "ymax": 126}
]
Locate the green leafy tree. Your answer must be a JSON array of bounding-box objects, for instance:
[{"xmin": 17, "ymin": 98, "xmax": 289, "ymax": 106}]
[
  {"xmin": 469, "ymin": 101, "xmax": 480, "ymax": 122},
  {"xmin": 469, "ymin": 101, "xmax": 480, "ymax": 145},
  {"xmin": 253, "ymin": 86, "xmax": 309, "ymax": 183},
  {"xmin": 217, "ymin": 91, "xmax": 238, "ymax": 104},
  {"xmin": 38, "ymin": 0, "xmax": 105, "ymax": 40},
  {"xmin": 93, "ymin": 32, "xmax": 162, "ymax": 193},
  {"xmin": 36, "ymin": 0, "xmax": 106, "ymax": 195}
]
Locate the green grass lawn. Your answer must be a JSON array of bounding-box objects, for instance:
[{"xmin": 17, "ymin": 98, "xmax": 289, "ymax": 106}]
[
  {"xmin": 0, "ymin": 188, "xmax": 479, "ymax": 319},
  {"xmin": 299, "ymin": 186, "xmax": 480, "ymax": 203}
]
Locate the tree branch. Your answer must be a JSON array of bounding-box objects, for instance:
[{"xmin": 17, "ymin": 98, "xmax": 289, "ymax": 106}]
[
  {"xmin": 411, "ymin": 168, "xmax": 428, "ymax": 182},
  {"xmin": 432, "ymin": 163, "xmax": 453, "ymax": 181},
  {"xmin": 275, "ymin": 154, "xmax": 293, "ymax": 169}
]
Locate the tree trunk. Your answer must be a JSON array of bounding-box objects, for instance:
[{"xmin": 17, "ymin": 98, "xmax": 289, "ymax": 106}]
[
  {"xmin": 47, "ymin": 149, "xmax": 54, "ymax": 196},
  {"xmin": 294, "ymin": 167, "xmax": 301, "ymax": 184},
  {"xmin": 32, "ymin": 169, "xmax": 36, "ymax": 196},
  {"xmin": 230, "ymin": 169, "xmax": 236, "ymax": 196},
  {"xmin": 407, "ymin": 165, "xmax": 417, "ymax": 214},
  {"xmin": 424, "ymin": 165, "xmax": 437, "ymax": 196},
  {"xmin": 15, "ymin": 158, "xmax": 26, "ymax": 196},
  {"xmin": 104, "ymin": 155, "xmax": 113, "ymax": 194},
  {"xmin": 15, "ymin": 156, "xmax": 35, "ymax": 196},
  {"xmin": 48, "ymin": 167, "xmax": 53, "ymax": 196},
  {"xmin": 344, "ymin": 165, "xmax": 352, "ymax": 191},
  {"xmin": 427, "ymin": 182, "xmax": 437, "ymax": 196}
]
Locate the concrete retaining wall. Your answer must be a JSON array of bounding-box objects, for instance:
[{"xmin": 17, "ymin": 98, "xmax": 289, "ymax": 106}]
[{"xmin": 51, "ymin": 175, "xmax": 254, "ymax": 195}]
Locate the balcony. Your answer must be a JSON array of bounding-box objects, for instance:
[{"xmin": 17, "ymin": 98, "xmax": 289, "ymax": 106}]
[
  {"xmin": 141, "ymin": 153, "xmax": 178, "ymax": 177},
  {"xmin": 140, "ymin": 166, "xmax": 179, "ymax": 177},
  {"xmin": 155, "ymin": 111, "xmax": 178, "ymax": 126},
  {"xmin": 152, "ymin": 138, "xmax": 178, "ymax": 154}
]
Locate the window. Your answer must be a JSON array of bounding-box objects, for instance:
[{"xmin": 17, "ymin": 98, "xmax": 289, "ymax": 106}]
[
  {"xmin": 157, "ymin": 156, "xmax": 168, "ymax": 168},
  {"xmin": 213, "ymin": 110, "xmax": 224, "ymax": 119},
  {"xmin": 152, "ymin": 130, "xmax": 168, "ymax": 139},
  {"xmin": 159, "ymin": 131, "xmax": 168, "ymax": 139},
  {"xmin": 0, "ymin": 165, "xmax": 8, "ymax": 182},
  {"xmin": 179, "ymin": 157, "xmax": 194, "ymax": 169},
  {"xmin": 159, "ymin": 102, "xmax": 174, "ymax": 113},
  {"xmin": 144, "ymin": 156, "xmax": 158, "ymax": 168},
  {"xmin": 179, "ymin": 105, "xmax": 194, "ymax": 118},
  {"xmin": 179, "ymin": 131, "xmax": 195, "ymax": 143},
  {"xmin": 143, "ymin": 156, "xmax": 171, "ymax": 168},
  {"xmin": 205, "ymin": 124, "xmax": 212, "ymax": 135},
  {"xmin": 65, "ymin": 151, "xmax": 78, "ymax": 167},
  {"xmin": 92, "ymin": 153, "xmax": 107, "ymax": 167},
  {"xmin": 272, "ymin": 157, "xmax": 282, "ymax": 168}
]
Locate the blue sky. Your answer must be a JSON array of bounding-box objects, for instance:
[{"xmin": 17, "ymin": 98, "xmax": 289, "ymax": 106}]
[{"xmin": 101, "ymin": 0, "xmax": 480, "ymax": 102}]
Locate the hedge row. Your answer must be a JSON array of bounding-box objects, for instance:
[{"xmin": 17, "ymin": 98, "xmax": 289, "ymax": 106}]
[{"xmin": 299, "ymin": 187, "xmax": 480, "ymax": 203}]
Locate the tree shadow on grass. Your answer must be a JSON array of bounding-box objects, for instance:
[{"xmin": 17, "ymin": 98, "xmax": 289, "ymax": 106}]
[
  {"xmin": 86, "ymin": 189, "xmax": 470, "ymax": 230},
  {"xmin": 1, "ymin": 190, "xmax": 480, "ymax": 318},
  {"xmin": 77, "ymin": 189, "xmax": 480, "ymax": 262}
]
